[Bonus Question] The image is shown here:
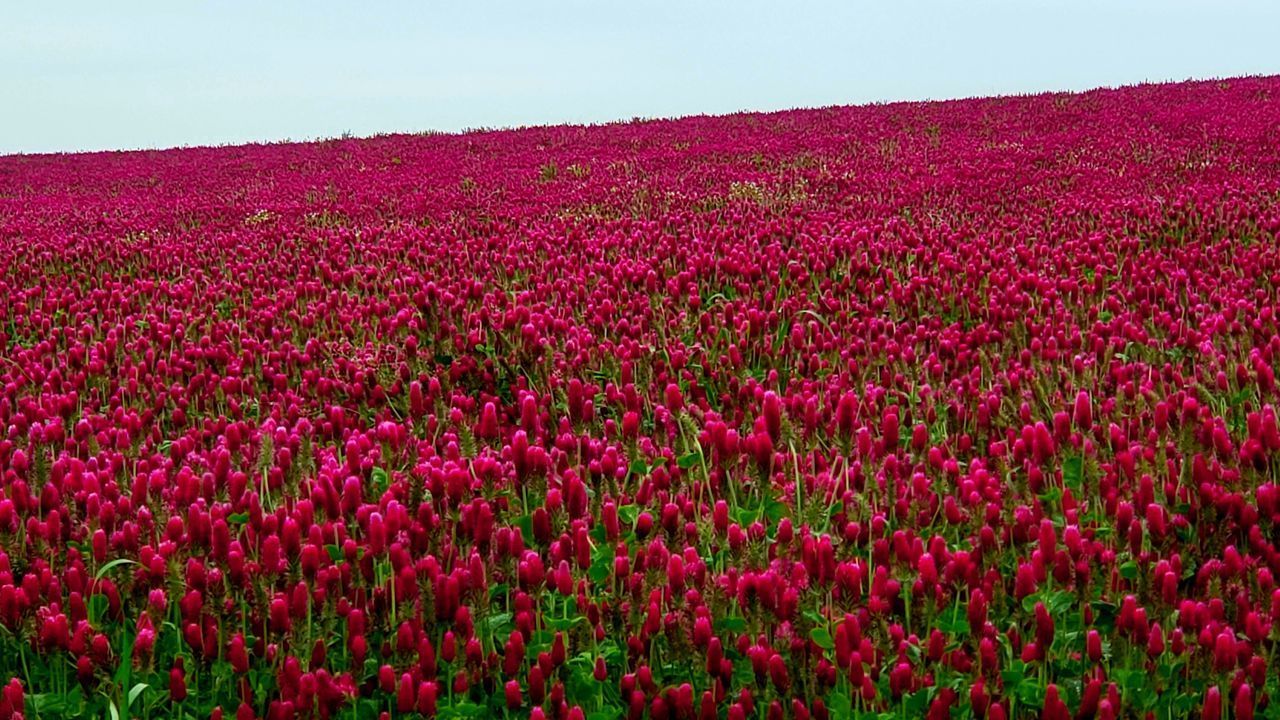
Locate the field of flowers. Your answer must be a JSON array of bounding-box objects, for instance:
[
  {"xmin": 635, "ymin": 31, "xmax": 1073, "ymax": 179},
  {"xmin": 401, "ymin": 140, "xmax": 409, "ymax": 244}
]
[{"xmin": 1, "ymin": 76, "xmax": 1279, "ymax": 719}]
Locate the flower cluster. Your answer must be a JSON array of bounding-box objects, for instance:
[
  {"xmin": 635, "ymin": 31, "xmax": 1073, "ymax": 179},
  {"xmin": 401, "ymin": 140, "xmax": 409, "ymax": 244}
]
[{"xmin": 1, "ymin": 76, "xmax": 1279, "ymax": 719}]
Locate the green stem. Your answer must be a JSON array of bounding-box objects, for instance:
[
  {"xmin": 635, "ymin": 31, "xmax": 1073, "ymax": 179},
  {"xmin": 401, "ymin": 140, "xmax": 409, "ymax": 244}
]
[{"xmin": 20, "ymin": 644, "xmax": 38, "ymax": 720}]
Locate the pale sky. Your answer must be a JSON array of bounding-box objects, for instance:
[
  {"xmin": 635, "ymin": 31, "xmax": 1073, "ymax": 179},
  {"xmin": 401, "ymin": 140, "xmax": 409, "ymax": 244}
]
[{"xmin": 2, "ymin": 1, "xmax": 1278, "ymax": 155}]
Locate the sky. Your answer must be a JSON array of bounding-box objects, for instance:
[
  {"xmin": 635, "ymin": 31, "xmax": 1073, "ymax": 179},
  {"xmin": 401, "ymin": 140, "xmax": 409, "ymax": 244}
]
[{"xmin": 2, "ymin": 1, "xmax": 1278, "ymax": 155}]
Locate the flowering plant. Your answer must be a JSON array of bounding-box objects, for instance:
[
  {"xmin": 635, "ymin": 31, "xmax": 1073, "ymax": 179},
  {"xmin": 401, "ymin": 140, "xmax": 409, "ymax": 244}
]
[{"xmin": 1, "ymin": 77, "xmax": 1279, "ymax": 719}]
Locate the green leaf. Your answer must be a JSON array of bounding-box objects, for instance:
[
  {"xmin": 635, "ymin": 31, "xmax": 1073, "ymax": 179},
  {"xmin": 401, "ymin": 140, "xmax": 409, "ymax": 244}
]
[
  {"xmin": 1169, "ymin": 693, "xmax": 1199, "ymax": 716},
  {"xmin": 904, "ymin": 688, "xmax": 934, "ymax": 716},
  {"xmin": 1046, "ymin": 589, "xmax": 1075, "ymax": 616},
  {"xmin": 484, "ymin": 613, "xmax": 513, "ymax": 633},
  {"xmin": 617, "ymin": 504, "xmax": 639, "ymax": 527},
  {"xmin": 95, "ymin": 557, "xmax": 141, "ymax": 582},
  {"xmin": 514, "ymin": 514, "xmax": 534, "ymax": 541},
  {"xmin": 32, "ymin": 689, "xmax": 87, "ymax": 715},
  {"xmin": 128, "ymin": 683, "xmax": 150, "ymax": 707},
  {"xmin": 764, "ymin": 497, "xmax": 789, "ymax": 523},
  {"xmin": 439, "ymin": 701, "xmax": 487, "ymax": 718},
  {"xmin": 934, "ymin": 602, "xmax": 970, "ymax": 636},
  {"xmin": 1156, "ymin": 657, "xmax": 1186, "ymax": 681},
  {"xmin": 325, "ymin": 544, "xmax": 343, "ymax": 563},
  {"xmin": 1001, "ymin": 660, "xmax": 1028, "ymax": 687},
  {"xmin": 1116, "ymin": 668, "xmax": 1145, "ymax": 691},
  {"xmin": 356, "ymin": 698, "xmax": 384, "ymax": 719},
  {"xmin": 227, "ymin": 512, "xmax": 250, "ymax": 525},
  {"xmin": 488, "ymin": 583, "xmax": 510, "ymax": 604},
  {"xmin": 714, "ymin": 615, "xmax": 748, "ymax": 633},
  {"xmin": 114, "ymin": 628, "xmax": 133, "ymax": 702},
  {"xmin": 1038, "ymin": 486, "xmax": 1063, "ymax": 505},
  {"xmin": 1091, "ymin": 601, "xmax": 1118, "ymax": 631},
  {"xmin": 528, "ymin": 630, "xmax": 555, "ymax": 656},
  {"xmin": 546, "ymin": 615, "xmax": 585, "ymax": 631},
  {"xmin": 588, "ymin": 549, "xmax": 613, "ymax": 583},
  {"xmin": 1016, "ymin": 678, "xmax": 1045, "ymax": 707},
  {"xmin": 1062, "ymin": 455, "xmax": 1083, "ymax": 491},
  {"xmin": 827, "ymin": 691, "xmax": 852, "ymax": 718},
  {"xmin": 676, "ymin": 452, "xmax": 702, "ymax": 469},
  {"xmin": 732, "ymin": 501, "xmax": 764, "ymax": 526},
  {"xmin": 371, "ymin": 466, "xmax": 389, "ymax": 489},
  {"xmin": 628, "ymin": 458, "xmax": 649, "ymax": 476},
  {"xmin": 88, "ymin": 593, "xmax": 109, "ymax": 625},
  {"xmin": 1119, "ymin": 559, "xmax": 1139, "ymax": 580},
  {"xmin": 809, "ymin": 627, "xmax": 835, "ymax": 650},
  {"xmin": 1023, "ymin": 588, "xmax": 1075, "ymax": 616}
]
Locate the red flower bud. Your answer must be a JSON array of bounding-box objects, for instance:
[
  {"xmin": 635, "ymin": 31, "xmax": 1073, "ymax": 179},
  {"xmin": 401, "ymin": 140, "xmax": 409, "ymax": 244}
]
[
  {"xmin": 1236, "ymin": 684, "xmax": 1254, "ymax": 720},
  {"xmin": 1201, "ymin": 686, "xmax": 1222, "ymax": 720},
  {"xmin": 169, "ymin": 660, "xmax": 187, "ymax": 702},
  {"xmin": 504, "ymin": 679, "xmax": 522, "ymax": 709}
]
